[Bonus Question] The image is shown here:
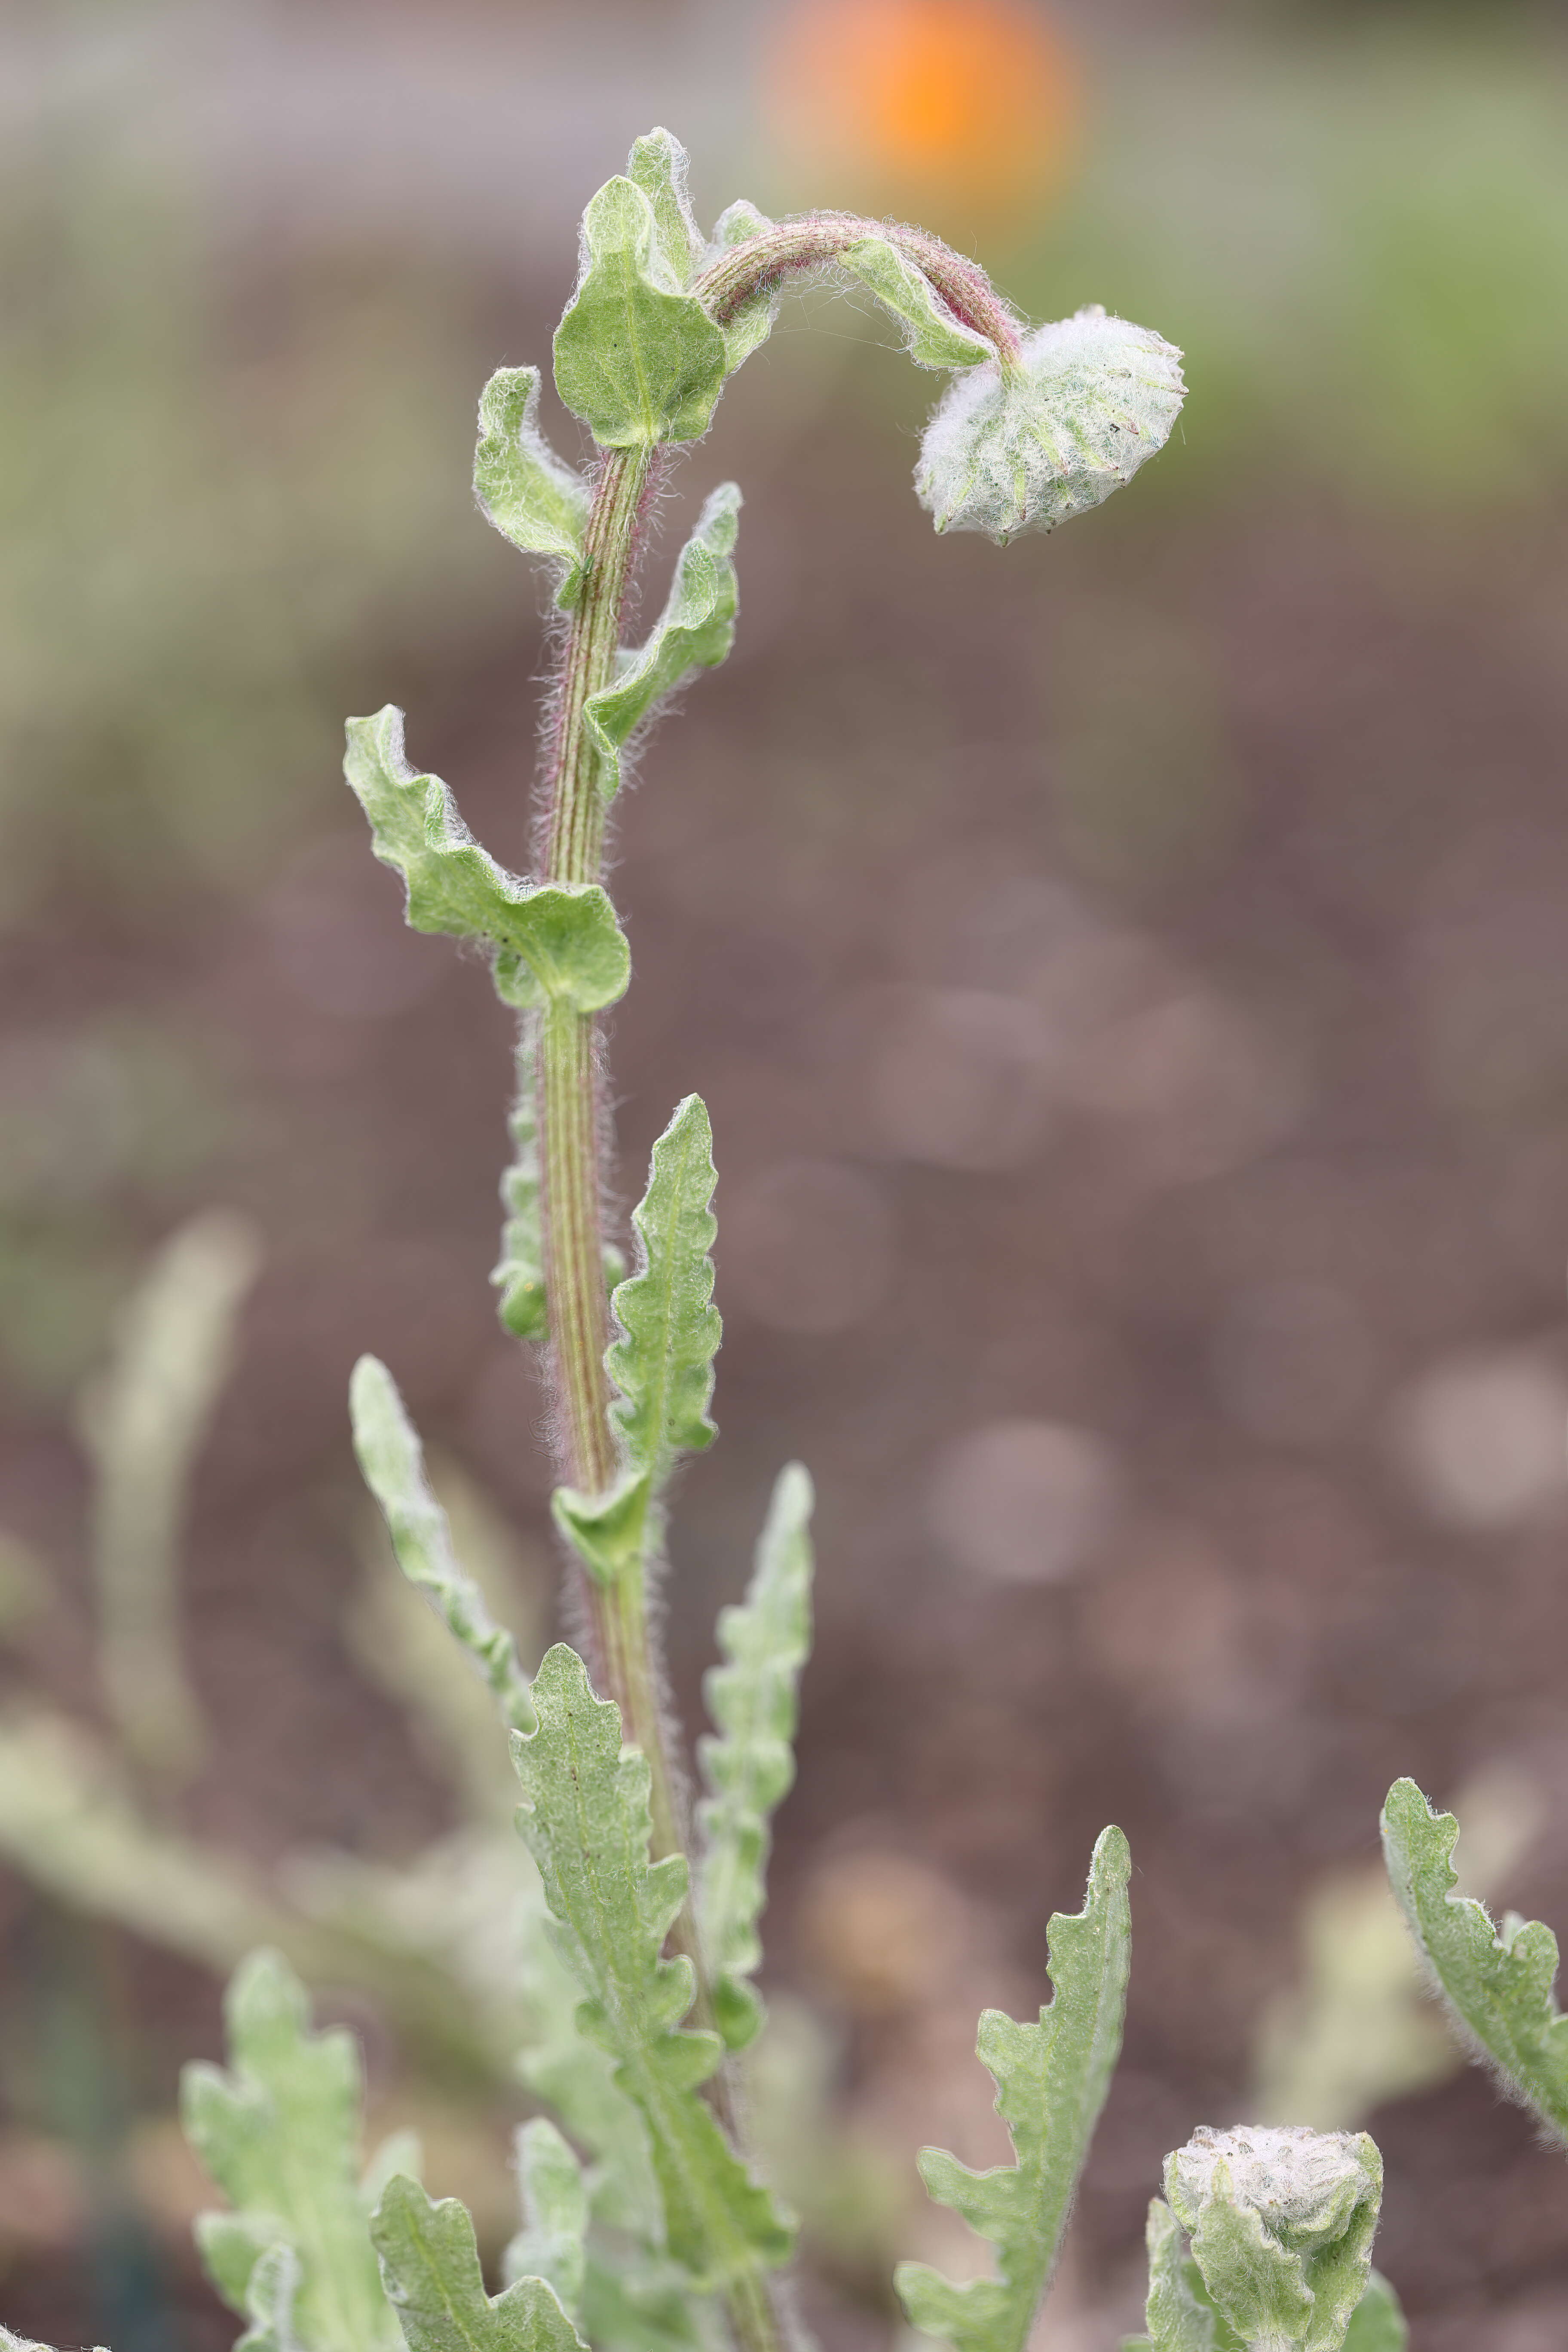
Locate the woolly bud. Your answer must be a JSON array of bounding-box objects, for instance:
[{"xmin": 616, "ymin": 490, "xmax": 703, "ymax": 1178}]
[
  {"xmin": 1152, "ymin": 2126, "xmax": 1383, "ymax": 2352},
  {"xmin": 916, "ymin": 306, "xmax": 1185, "ymax": 545}
]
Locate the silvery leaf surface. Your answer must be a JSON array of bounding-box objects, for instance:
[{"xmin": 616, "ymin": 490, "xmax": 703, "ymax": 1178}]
[
  {"xmin": 917, "ymin": 307, "xmax": 1185, "ymax": 544},
  {"xmin": 473, "ymin": 366, "xmax": 589, "ymax": 607},
  {"xmin": 371, "ymin": 2174, "xmax": 585, "ymax": 2352}
]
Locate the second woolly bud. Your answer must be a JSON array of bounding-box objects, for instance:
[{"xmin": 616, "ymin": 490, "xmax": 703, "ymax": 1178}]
[
  {"xmin": 916, "ymin": 306, "xmax": 1185, "ymax": 545},
  {"xmin": 1157, "ymin": 2125, "xmax": 1384, "ymax": 2352}
]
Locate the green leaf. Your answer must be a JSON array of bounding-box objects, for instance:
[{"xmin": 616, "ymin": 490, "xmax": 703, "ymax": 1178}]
[
  {"xmin": 917, "ymin": 307, "xmax": 1185, "ymax": 544},
  {"xmin": 473, "ymin": 367, "xmax": 589, "ymax": 608},
  {"xmin": 705, "ymin": 200, "xmax": 778, "ymax": 373},
  {"xmin": 1142, "ymin": 2198, "xmax": 1218, "ymax": 2352},
  {"xmin": 696, "ymin": 1464, "xmax": 815, "ymax": 2050},
  {"xmin": 1382, "ymin": 1776, "xmax": 1568, "ymax": 2142},
  {"xmin": 553, "ymin": 177, "xmax": 727, "ymax": 447},
  {"xmin": 1342, "ymin": 2276, "xmax": 1406, "ymax": 2352},
  {"xmin": 607, "ymin": 1093, "xmax": 721, "ymax": 1481},
  {"xmin": 511, "ymin": 1644, "xmax": 794, "ymax": 2289},
  {"xmin": 551, "ymin": 1471, "xmax": 654, "ymax": 1590},
  {"xmin": 371, "ymin": 2173, "xmax": 586, "ymax": 2352},
  {"xmin": 349, "ymin": 1355, "xmax": 535, "ymax": 1735},
  {"xmin": 182, "ymin": 1949, "xmax": 400, "ymax": 2352},
  {"xmin": 895, "ymin": 1825, "xmax": 1132, "ymax": 2352},
  {"xmin": 585, "ymin": 487, "xmax": 741, "ymax": 803},
  {"xmin": 1188, "ymin": 2174, "xmax": 1313, "ymax": 2349},
  {"xmin": 493, "ymin": 1026, "xmax": 547, "ymax": 1342},
  {"xmin": 842, "ymin": 238, "xmax": 995, "ymax": 371},
  {"xmin": 344, "ymin": 708, "xmax": 630, "ymax": 1012},
  {"xmin": 627, "ymin": 130, "xmax": 704, "ymax": 290},
  {"xmin": 239, "ymin": 2243, "xmax": 303, "ymax": 2352},
  {"xmin": 503, "ymin": 2119, "xmax": 588, "ymax": 2321}
]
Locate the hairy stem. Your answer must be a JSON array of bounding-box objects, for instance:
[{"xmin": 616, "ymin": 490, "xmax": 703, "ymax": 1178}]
[
  {"xmin": 693, "ymin": 213, "xmax": 1025, "ymax": 375},
  {"xmin": 536, "ymin": 444, "xmax": 782, "ymax": 2352}
]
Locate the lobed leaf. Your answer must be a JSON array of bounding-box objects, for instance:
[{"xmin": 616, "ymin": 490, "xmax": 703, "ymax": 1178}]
[
  {"xmin": 344, "ymin": 708, "xmax": 630, "ymax": 1013},
  {"xmin": 503, "ymin": 2118, "xmax": 588, "ymax": 2321},
  {"xmin": 473, "ymin": 366, "xmax": 589, "ymax": 607},
  {"xmin": 349, "ymin": 1355, "xmax": 535, "ymax": 1735},
  {"xmin": 553, "ymin": 175, "xmax": 727, "ymax": 447},
  {"xmin": 695, "ymin": 1464, "xmax": 815, "ymax": 2050},
  {"xmin": 842, "ymin": 238, "xmax": 995, "ymax": 371},
  {"xmin": 895, "ymin": 1826, "xmax": 1132, "ymax": 2352},
  {"xmin": 511, "ymin": 1644, "xmax": 794, "ymax": 2290},
  {"xmin": 585, "ymin": 488, "xmax": 741, "ymax": 803},
  {"xmin": 371, "ymin": 2173, "xmax": 586, "ymax": 2352},
  {"xmin": 607, "ymin": 1093, "xmax": 721, "ymax": 1479},
  {"xmin": 182, "ymin": 1949, "xmax": 400, "ymax": 2352},
  {"xmin": 1381, "ymin": 1775, "xmax": 1568, "ymax": 2142}
]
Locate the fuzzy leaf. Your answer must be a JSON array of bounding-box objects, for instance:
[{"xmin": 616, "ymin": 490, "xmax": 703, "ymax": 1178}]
[
  {"xmin": 585, "ymin": 487, "xmax": 741, "ymax": 802},
  {"xmin": 1382, "ymin": 1776, "xmax": 1568, "ymax": 2141},
  {"xmin": 553, "ymin": 175, "xmax": 727, "ymax": 447},
  {"xmin": 1143, "ymin": 2198, "xmax": 1219, "ymax": 2352},
  {"xmin": 239, "ymin": 2243, "xmax": 304, "ymax": 2352},
  {"xmin": 1342, "ymin": 2277, "xmax": 1406, "ymax": 2352},
  {"xmin": 917, "ymin": 307, "xmax": 1185, "ymax": 545},
  {"xmin": 503, "ymin": 2118, "xmax": 588, "ymax": 2321},
  {"xmin": 705, "ymin": 200, "xmax": 779, "ymax": 372},
  {"xmin": 493, "ymin": 1026, "xmax": 547, "ymax": 1341},
  {"xmin": 473, "ymin": 367, "xmax": 589, "ymax": 607},
  {"xmin": 349, "ymin": 1355, "xmax": 534, "ymax": 1735},
  {"xmin": 696, "ymin": 1464, "xmax": 815, "ymax": 2050},
  {"xmin": 895, "ymin": 1825, "xmax": 1132, "ymax": 2352},
  {"xmin": 511, "ymin": 1644, "xmax": 794, "ymax": 2289},
  {"xmin": 1166, "ymin": 2129, "xmax": 1381, "ymax": 2352},
  {"xmin": 1188, "ymin": 2177, "xmax": 1314, "ymax": 2349},
  {"xmin": 608, "ymin": 1093, "xmax": 721, "ymax": 1481},
  {"xmin": 182, "ymin": 1949, "xmax": 400, "ymax": 2352},
  {"xmin": 627, "ymin": 129, "xmax": 704, "ymax": 290},
  {"xmin": 345, "ymin": 708, "xmax": 629, "ymax": 1013},
  {"xmin": 371, "ymin": 2173, "xmax": 585, "ymax": 2352},
  {"xmin": 842, "ymin": 238, "xmax": 994, "ymax": 371}
]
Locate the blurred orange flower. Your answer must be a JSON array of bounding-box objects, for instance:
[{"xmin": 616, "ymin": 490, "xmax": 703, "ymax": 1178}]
[{"xmin": 766, "ymin": 0, "xmax": 1083, "ymax": 227}]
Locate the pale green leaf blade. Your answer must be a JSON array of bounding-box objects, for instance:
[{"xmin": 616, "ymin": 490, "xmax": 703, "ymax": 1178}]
[
  {"xmin": 551, "ymin": 1472, "xmax": 654, "ymax": 1590},
  {"xmin": 917, "ymin": 307, "xmax": 1185, "ymax": 544},
  {"xmin": 553, "ymin": 178, "xmax": 727, "ymax": 447},
  {"xmin": 704, "ymin": 201, "xmax": 778, "ymax": 372},
  {"xmin": 502, "ymin": 2118, "xmax": 588, "ymax": 2321},
  {"xmin": 493, "ymin": 1024, "xmax": 547, "ymax": 1341},
  {"xmin": 627, "ymin": 130, "xmax": 704, "ymax": 289},
  {"xmin": 511, "ymin": 1644, "xmax": 795, "ymax": 2289},
  {"xmin": 371, "ymin": 2173, "xmax": 586, "ymax": 2352},
  {"xmin": 182, "ymin": 1949, "xmax": 400, "ymax": 2352},
  {"xmin": 842, "ymin": 238, "xmax": 994, "ymax": 371},
  {"xmin": 1187, "ymin": 2181, "xmax": 1311, "ymax": 2351},
  {"xmin": 344, "ymin": 709, "xmax": 629, "ymax": 1012},
  {"xmin": 1342, "ymin": 2275, "xmax": 1406, "ymax": 2352},
  {"xmin": 349, "ymin": 1355, "xmax": 535, "ymax": 1735},
  {"xmin": 1381, "ymin": 1776, "xmax": 1568, "ymax": 2142},
  {"xmin": 239, "ymin": 2243, "xmax": 304, "ymax": 2352},
  {"xmin": 896, "ymin": 1826, "xmax": 1131, "ymax": 2352},
  {"xmin": 585, "ymin": 486, "xmax": 741, "ymax": 803},
  {"xmin": 473, "ymin": 367, "xmax": 589, "ymax": 607},
  {"xmin": 696, "ymin": 1464, "xmax": 815, "ymax": 2049},
  {"xmin": 1143, "ymin": 2198, "xmax": 1218, "ymax": 2352},
  {"xmin": 607, "ymin": 1093, "xmax": 721, "ymax": 1482}
]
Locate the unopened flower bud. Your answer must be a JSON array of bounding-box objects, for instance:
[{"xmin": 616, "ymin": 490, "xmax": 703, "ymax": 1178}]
[{"xmin": 916, "ymin": 305, "xmax": 1185, "ymax": 544}]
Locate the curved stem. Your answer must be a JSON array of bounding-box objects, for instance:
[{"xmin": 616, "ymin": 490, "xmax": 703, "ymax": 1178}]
[{"xmin": 693, "ymin": 213, "xmax": 1025, "ymax": 374}]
